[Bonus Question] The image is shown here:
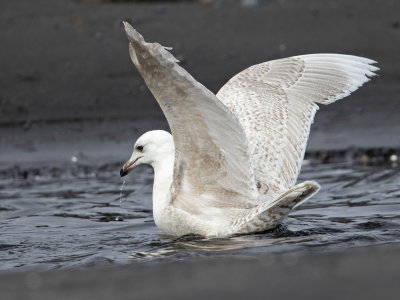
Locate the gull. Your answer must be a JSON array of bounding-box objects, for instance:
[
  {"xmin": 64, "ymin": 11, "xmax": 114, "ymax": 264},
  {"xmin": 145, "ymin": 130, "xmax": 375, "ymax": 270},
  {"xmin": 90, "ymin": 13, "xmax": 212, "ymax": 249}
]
[{"xmin": 120, "ymin": 22, "xmax": 378, "ymax": 237}]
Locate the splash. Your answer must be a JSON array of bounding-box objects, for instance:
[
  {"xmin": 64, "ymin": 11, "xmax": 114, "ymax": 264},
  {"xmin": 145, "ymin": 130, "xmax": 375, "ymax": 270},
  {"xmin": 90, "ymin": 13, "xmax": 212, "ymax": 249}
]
[{"xmin": 119, "ymin": 180, "xmax": 126, "ymax": 202}]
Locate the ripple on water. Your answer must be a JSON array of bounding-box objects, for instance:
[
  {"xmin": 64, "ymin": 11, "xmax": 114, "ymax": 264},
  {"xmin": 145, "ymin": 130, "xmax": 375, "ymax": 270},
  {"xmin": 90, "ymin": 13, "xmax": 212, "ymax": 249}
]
[{"xmin": 0, "ymin": 162, "xmax": 399, "ymax": 270}]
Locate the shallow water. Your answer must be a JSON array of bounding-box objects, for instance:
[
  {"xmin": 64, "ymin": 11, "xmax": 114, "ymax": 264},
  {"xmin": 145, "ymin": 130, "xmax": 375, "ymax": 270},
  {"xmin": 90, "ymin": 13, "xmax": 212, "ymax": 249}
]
[{"xmin": 0, "ymin": 161, "xmax": 399, "ymax": 271}]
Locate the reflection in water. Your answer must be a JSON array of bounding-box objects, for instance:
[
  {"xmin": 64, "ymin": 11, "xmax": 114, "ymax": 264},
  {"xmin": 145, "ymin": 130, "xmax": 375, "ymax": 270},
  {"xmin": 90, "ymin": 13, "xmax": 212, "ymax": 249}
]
[
  {"xmin": 131, "ymin": 233, "xmax": 319, "ymax": 259},
  {"xmin": 0, "ymin": 161, "xmax": 399, "ymax": 270}
]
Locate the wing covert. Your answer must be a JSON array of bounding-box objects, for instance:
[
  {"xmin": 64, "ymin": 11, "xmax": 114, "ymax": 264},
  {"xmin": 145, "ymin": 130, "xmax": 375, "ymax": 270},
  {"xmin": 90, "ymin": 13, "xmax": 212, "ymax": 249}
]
[
  {"xmin": 217, "ymin": 54, "xmax": 378, "ymax": 197},
  {"xmin": 124, "ymin": 22, "xmax": 258, "ymax": 212}
]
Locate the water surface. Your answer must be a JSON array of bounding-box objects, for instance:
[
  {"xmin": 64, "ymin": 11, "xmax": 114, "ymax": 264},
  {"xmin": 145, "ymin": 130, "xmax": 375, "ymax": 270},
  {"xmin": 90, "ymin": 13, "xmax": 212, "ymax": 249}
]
[{"xmin": 1, "ymin": 160, "xmax": 399, "ymax": 271}]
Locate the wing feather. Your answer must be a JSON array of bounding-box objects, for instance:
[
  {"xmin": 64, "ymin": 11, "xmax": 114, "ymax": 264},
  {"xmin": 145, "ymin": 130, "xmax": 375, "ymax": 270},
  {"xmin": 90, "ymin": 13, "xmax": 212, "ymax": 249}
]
[
  {"xmin": 124, "ymin": 23, "xmax": 258, "ymax": 213},
  {"xmin": 217, "ymin": 54, "xmax": 378, "ymax": 197}
]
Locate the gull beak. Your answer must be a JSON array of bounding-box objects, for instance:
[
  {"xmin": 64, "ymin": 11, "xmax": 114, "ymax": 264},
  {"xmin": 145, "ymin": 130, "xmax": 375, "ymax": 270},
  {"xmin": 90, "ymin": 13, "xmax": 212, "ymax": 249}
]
[{"xmin": 120, "ymin": 156, "xmax": 141, "ymax": 177}]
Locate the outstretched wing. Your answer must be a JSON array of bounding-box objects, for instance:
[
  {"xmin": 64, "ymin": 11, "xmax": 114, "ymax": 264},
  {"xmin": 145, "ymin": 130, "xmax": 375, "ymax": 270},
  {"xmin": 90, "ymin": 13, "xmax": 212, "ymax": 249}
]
[
  {"xmin": 217, "ymin": 54, "xmax": 378, "ymax": 196},
  {"xmin": 124, "ymin": 22, "xmax": 259, "ymax": 213}
]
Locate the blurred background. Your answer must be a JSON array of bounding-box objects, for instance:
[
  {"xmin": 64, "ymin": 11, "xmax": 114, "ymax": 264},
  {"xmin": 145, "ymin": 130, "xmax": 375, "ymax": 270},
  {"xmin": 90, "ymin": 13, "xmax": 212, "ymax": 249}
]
[{"xmin": 1, "ymin": 0, "xmax": 399, "ymax": 165}]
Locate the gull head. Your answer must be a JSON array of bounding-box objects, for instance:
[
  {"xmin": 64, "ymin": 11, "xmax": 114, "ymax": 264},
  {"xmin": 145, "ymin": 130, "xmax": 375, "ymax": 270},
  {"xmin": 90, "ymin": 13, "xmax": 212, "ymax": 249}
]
[{"xmin": 120, "ymin": 130, "xmax": 174, "ymax": 177}]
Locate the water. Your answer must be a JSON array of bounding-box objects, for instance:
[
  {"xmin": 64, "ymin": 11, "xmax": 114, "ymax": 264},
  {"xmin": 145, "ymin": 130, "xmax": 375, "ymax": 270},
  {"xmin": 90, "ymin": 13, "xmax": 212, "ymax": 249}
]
[
  {"xmin": 0, "ymin": 160, "xmax": 399, "ymax": 271},
  {"xmin": 119, "ymin": 180, "xmax": 126, "ymax": 202}
]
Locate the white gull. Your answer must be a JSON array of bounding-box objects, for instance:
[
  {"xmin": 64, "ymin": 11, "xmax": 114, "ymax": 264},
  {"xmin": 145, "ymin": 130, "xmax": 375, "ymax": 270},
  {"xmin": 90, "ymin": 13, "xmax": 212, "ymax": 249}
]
[{"xmin": 120, "ymin": 22, "xmax": 378, "ymax": 237}]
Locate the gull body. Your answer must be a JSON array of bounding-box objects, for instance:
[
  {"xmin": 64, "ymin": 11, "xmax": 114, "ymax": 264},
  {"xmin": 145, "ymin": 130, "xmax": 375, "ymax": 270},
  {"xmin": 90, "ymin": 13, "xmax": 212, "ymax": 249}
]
[{"xmin": 120, "ymin": 22, "xmax": 378, "ymax": 237}]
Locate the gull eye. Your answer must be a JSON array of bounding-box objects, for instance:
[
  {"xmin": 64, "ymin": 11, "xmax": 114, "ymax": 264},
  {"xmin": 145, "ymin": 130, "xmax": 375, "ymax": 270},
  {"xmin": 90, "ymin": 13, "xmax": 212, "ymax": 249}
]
[{"xmin": 136, "ymin": 145, "xmax": 144, "ymax": 152}]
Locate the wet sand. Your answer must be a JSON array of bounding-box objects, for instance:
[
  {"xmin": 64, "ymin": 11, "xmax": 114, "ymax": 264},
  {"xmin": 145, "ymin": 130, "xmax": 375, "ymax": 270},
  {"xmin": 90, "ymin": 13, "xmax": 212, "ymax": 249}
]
[{"xmin": 1, "ymin": 244, "xmax": 400, "ymax": 300}]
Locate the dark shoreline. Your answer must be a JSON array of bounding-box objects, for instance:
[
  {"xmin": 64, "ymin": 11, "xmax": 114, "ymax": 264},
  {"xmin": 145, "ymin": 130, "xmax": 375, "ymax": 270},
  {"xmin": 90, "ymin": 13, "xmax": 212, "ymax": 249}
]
[
  {"xmin": 1, "ymin": 0, "xmax": 399, "ymax": 166},
  {"xmin": 1, "ymin": 244, "xmax": 400, "ymax": 299}
]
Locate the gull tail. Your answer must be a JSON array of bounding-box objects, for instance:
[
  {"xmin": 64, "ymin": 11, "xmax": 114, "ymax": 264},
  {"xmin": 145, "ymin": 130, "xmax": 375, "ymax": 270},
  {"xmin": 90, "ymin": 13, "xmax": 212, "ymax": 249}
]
[{"xmin": 233, "ymin": 181, "xmax": 320, "ymax": 234}]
